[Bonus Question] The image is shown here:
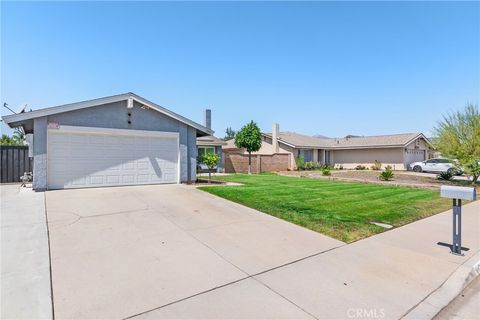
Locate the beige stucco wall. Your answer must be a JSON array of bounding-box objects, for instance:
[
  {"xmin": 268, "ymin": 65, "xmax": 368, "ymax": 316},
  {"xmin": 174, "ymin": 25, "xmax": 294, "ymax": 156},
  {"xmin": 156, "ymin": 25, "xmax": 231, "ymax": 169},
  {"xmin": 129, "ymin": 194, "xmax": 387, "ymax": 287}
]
[
  {"xmin": 332, "ymin": 147, "xmax": 405, "ymax": 170},
  {"xmin": 405, "ymin": 138, "xmax": 429, "ymax": 150}
]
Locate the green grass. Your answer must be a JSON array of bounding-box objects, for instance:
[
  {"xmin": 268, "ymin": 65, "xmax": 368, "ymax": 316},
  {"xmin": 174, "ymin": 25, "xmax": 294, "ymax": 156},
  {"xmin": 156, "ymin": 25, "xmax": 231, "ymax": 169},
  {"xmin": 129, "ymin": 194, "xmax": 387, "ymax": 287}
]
[{"xmin": 198, "ymin": 174, "xmax": 452, "ymax": 243}]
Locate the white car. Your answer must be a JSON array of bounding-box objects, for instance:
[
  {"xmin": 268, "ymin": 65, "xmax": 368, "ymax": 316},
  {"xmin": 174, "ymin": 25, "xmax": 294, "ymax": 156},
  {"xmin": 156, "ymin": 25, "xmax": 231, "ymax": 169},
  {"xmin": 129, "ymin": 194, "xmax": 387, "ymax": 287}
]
[{"xmin": 409, "ymin": 158, "xmax": 462, "ymax": 175}]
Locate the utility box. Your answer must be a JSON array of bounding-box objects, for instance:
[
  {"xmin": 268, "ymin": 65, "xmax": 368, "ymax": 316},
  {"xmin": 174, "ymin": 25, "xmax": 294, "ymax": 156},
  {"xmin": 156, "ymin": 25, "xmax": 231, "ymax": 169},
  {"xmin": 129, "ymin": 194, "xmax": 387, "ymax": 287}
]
[{"xmin": 440, "ymin": 186, "xmax": 476, "ymax": 201}]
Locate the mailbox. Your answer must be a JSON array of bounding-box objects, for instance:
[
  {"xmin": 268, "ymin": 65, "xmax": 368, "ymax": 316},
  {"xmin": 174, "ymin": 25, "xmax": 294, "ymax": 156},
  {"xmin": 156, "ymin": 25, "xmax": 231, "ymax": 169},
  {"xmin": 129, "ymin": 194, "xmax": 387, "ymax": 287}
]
[
  {"xmin": 440, "ymin": 186, "xmax": 476, "ymax": 201},
  {"xmin": 440, "ymin": 185, "xmax": 476, "ymax": 255}
]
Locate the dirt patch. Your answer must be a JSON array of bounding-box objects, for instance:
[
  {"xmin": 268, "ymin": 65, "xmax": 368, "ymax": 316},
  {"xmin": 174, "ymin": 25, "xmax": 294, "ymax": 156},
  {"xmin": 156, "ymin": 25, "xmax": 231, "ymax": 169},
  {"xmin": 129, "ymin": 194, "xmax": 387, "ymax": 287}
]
[
  {"xmin": 190, "ymin": 179, "xmax": 243, "ymax": 187},
  {"xmin": 279, "ymin": 170, "xmax": 478, "ymax": 190}
]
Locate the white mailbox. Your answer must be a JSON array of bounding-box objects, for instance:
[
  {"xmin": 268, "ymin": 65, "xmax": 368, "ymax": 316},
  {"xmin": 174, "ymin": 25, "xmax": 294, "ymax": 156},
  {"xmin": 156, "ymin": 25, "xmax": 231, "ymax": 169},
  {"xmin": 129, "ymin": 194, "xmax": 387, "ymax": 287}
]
[{"xmin": 440, "ymin": 186, "xmax": 476, "ymax": 201}]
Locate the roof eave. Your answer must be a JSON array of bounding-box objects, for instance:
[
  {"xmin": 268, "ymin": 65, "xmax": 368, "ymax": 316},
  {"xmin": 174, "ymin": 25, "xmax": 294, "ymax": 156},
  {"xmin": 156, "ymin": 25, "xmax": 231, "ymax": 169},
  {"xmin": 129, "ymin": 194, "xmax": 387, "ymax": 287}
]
[{"xmin": 1, "ymin": 92, "xmax": 214, "ymax": 136}]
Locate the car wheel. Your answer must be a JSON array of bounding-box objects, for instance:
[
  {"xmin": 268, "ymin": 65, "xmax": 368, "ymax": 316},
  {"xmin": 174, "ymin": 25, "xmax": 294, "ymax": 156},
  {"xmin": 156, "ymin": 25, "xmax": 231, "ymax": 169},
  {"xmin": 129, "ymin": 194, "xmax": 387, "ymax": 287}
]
[{"xmin": 413, "ymin": 165, "xmax": 422, "ymax": 173}]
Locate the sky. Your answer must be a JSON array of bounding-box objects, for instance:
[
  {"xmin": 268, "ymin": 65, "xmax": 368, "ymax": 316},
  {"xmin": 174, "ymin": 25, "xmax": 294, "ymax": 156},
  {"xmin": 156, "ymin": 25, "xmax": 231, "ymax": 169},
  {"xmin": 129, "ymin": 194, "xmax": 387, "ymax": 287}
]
[{"xmin": 1, "ymin": 1, "xmax": 479, "ymax": 138}]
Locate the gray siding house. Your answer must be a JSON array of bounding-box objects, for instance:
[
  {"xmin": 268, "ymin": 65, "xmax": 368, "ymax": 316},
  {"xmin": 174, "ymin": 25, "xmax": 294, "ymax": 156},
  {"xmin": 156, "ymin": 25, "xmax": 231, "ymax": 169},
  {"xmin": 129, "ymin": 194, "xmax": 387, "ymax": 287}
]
[{"xmin": 2, "ymin": 93, "xmax": 212, "ymax": 190}]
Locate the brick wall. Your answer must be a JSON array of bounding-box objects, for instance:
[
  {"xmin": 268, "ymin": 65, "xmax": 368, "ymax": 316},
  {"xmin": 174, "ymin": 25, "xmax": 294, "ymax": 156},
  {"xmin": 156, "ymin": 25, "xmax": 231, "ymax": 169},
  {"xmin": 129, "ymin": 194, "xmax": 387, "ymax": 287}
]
[{"xmin": 223, "ymin": 150, "xmax": 290, "ymax": 173}]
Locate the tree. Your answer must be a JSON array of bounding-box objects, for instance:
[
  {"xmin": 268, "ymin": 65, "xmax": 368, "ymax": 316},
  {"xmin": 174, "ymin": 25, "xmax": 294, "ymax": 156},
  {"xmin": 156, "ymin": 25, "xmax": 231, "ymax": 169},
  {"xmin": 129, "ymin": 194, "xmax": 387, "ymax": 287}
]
[
  {"xmin": 224, "ymin": 127, "xmax": 236, "ymax": 141},
  {"xmin": 0, "ymin": 129, "xmax": 25, "ymax": 146},
  {"xmin": 13, "ymin": 129, "xmax": 25, "ymax": 144},
  {"xmin": 200, "ymin": 152, "xmax": 220, "ymax": 183},
  {"xmin": 234, "ymin": 121, "xmax": 262, "ymax": 174},
  {"xmin": 0, "ymin": 134, "xmax": 16, "ymax": 146},
  {"xmin": 433, "ymin": 103, "xmax": 480, "ymax": 184}
]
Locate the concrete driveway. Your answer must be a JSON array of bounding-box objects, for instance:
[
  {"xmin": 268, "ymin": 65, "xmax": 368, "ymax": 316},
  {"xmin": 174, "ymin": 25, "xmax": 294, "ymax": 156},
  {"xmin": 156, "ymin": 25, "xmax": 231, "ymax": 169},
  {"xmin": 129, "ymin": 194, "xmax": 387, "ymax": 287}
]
[{"xmin": 46, "ymin": 184, "xmax": 343, "ymax": 319}]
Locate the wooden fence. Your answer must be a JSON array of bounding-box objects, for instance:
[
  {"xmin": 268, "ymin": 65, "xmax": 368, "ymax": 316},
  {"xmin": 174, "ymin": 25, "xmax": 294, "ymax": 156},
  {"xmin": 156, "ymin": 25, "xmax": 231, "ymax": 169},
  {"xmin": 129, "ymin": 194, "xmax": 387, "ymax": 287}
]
[{"xmin": 0, "ymin": 146, "xmax": 33, "ymax": 183}]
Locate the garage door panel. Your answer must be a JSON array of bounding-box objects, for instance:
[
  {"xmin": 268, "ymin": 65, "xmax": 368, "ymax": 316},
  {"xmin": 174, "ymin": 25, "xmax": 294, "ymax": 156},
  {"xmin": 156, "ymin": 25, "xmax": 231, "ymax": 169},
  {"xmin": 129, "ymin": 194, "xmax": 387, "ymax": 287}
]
[
  {"xmin": 89, "ymin": 176, "xmax": 105, "ymax": 185},
  {"xmin": 47, "ymin": 128, "xmax": 178, "ymax": 189}
]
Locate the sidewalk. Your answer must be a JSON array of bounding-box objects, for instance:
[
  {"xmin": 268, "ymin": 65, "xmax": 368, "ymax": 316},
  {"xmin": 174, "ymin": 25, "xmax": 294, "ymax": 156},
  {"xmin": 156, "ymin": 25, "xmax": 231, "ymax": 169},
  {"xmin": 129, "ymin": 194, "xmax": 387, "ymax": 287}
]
[
  {"xmin": 137, "ymin": 201, "xmax": 480, "ymax": 319},
  {"xmin": 1, "ymin": 185, "xmax": 52, "ymax": 319}
]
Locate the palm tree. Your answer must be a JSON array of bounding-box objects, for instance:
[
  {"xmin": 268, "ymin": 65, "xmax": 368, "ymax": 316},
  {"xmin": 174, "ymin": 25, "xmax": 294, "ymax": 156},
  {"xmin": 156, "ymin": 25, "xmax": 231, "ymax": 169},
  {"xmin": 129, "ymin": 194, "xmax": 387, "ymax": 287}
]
[{"xmin": 12, "ymin": 129, "xmax": 25, "ymax": 145}]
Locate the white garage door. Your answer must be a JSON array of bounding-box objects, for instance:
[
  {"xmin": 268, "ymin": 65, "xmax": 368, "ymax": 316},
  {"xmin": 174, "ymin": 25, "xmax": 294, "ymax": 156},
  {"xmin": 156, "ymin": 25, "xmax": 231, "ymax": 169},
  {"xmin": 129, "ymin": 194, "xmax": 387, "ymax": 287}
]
[
  {"xmin": 47, "ymin": 126, "xmax": 179, "ymax": 189},
  {"xmin": 405, "ymin": 149, "xmax": 425, "ymax": 166}
]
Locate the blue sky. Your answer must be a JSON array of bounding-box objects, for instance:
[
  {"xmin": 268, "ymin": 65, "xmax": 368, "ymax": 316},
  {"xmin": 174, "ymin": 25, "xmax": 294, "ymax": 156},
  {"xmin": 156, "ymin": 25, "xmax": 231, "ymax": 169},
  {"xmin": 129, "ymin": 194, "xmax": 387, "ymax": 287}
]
[{"xmin": 1, "ymin": 1, "xmax": 479, "ymax": 138}]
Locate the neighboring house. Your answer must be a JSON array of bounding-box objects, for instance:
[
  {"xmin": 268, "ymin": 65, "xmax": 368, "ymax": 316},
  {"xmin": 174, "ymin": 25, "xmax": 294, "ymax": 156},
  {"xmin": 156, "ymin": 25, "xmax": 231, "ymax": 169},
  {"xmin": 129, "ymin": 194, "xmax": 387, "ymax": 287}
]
[
  {"xmin": 196, "ymin": 109, "xmax": 226, "ymax": 173},
  {"xmin": 224, "ymin": 123, "xmax": 433, "ymax": 172},
  {"xmin": 222, "ymin": 124, "xmax": 291, "ymax": 173},
  {"xmin": 1, "ymin": 93, "xmax": 212, "ymax": 190}
]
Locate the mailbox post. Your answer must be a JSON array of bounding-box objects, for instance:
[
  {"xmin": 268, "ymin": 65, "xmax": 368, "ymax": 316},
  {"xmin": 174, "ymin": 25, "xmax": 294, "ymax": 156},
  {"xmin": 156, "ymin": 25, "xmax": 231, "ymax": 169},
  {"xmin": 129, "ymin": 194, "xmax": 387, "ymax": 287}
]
[{"xmin": 440, "ymin": 186, "xmax": 477, "ymax": 255}]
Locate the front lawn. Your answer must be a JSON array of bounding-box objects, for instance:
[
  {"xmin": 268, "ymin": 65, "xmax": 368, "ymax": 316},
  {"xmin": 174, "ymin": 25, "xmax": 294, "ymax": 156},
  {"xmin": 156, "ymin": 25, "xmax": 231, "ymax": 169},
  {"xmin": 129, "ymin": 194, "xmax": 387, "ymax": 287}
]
[{"xmin": 198, "ymin": 174, "xmax": 452, "ymax": 243}]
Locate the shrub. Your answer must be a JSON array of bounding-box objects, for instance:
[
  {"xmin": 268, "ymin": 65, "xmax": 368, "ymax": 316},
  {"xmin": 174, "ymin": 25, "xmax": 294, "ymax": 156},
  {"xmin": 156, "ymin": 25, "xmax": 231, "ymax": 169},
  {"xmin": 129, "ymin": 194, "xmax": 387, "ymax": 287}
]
[
  {"xmin": 355, "ymin": 165, "xmax": 367, "ymax": 170},
  {"xmin": 322, "ymin": 166, "xmax": 331, "ymax": 176},
  {"xmin": 379, "ymin": 169, "xmax": 394, "ymax": 181},
  {"xmin": 384, "ymin": 165, "xmax": 393, "ymax": 171},
  {"xmin": 296, "ymin": 154, "xmax": 305, "ymax": 170},
  {"xmin": 437, "ymin": 171, "xmax": 454, "ymax": 181},
  {"xmin": 304, "ymin": 161, "xmax": 316, "ymax": 170},
  {"xmin": 371, "ymin": 160, "xmax": 382, "ymax": 170}
]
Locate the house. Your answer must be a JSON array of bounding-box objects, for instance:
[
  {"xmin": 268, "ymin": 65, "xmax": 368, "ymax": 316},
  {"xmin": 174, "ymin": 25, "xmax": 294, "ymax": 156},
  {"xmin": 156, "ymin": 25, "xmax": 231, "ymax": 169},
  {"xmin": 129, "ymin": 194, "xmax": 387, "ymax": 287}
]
[
  {"xmin": 196, "ymin": 109, "xmax": 226, "ymax": 172},
  {"xmin": 223, "ymin": 123, "xmax": 433, "ymax": 172},
  {"xmin": 1, "ymin": 93, "xmax": 212, "ymax": 190}
]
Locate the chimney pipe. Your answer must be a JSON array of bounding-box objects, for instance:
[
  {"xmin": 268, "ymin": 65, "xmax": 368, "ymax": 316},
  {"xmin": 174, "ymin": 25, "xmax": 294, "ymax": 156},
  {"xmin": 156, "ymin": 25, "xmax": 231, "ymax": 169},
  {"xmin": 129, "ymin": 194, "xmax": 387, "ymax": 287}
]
[
  {"xmin": 272, "ymin": 123, "xmax": 279, "ymax": 153},
  {"xmin": 204, "ymin": 109, "xmax": 211, "ymax": 130}
]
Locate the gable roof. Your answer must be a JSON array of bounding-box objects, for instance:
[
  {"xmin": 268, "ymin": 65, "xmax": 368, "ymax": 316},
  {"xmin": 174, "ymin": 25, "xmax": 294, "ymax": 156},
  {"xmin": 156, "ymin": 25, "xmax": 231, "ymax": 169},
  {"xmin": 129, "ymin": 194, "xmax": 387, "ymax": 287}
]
[
  {"xmin": 322, "ymin": 133, "xmax": 430, "ymax": 149},
  {"xmin": 264, "ymin": 132, "xmax": 331, "ymax": 148},
  {"xmin": 263, "ymin": 132, "xmax": 431, "ymax": 149},
  {"xmin": 196, "ymin": 135, "xmax": 227, "ymax": 146},
  {"xmin": 2, "ymin": 92, "xmax": 213, "ymax": 136}
]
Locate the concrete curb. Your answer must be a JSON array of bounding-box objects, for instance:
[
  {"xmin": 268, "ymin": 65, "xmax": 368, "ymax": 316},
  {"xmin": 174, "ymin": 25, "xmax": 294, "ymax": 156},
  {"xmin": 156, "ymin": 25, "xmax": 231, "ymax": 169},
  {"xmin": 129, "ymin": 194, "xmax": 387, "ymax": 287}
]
[{"xmin": 402, "ymin": 251, "xmax": 480, "ymax": 320}]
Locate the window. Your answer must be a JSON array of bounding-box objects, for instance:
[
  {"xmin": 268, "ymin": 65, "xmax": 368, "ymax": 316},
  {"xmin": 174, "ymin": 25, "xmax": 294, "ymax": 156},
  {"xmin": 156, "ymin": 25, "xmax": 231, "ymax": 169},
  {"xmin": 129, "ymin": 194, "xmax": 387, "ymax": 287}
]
[
  {"xmin": 299, "ymin": 149, "xmax": 313, "ymax": 162},
  {"xmin": 198, "ymin": 146, "xmax": 215, "ymax": 157},
  {"xmin": 325, "ymin": 150, "xmax": 332, "ymax": 165},
  {"xmin": 198, "ymin": 147, "xmax": 216, "ymax": 164}
]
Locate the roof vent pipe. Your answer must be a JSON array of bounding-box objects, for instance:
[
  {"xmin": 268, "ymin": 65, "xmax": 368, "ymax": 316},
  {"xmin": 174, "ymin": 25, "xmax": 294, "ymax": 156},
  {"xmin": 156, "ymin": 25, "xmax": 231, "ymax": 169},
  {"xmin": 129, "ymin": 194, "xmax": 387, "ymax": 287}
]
[{"xmin": 272, "ymin": 123, "xmax": 279, "ymax": 153}]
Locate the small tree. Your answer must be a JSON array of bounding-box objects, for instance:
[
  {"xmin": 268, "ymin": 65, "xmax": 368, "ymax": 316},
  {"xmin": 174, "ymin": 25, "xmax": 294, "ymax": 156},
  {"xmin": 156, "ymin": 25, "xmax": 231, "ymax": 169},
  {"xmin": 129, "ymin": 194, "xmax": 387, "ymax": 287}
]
[
  {"xmin": 433, "ymin": 103, "xmax": 480, "ymax": 184},
  {"xmin": 200, "ymin": 152, "xmax": 220, "ymax": 183},
  {"xmin": 224, "ymin": 127, "xmax": 236, "ymax": 141},
  {"xmin": 234, "ymin": 121, "xmax": 262, "ymax": 174}
]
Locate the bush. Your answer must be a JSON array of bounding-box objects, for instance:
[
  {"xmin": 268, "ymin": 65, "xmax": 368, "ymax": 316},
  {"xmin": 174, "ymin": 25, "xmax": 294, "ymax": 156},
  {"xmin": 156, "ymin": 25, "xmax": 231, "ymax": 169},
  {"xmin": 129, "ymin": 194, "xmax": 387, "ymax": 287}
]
[
  {"xmin": 355, "ymin": 165, "xmax": 367, "ymax": 170},
  {"xmin": 304, "ymin": 161, "xmax": 316, "ymax": 170},
  {"xmin": 371, "ymin": 160, "xmax": 382, "ymax": 170},
  {"xmin": 384, "ymin": 165, "xmax": 393, "ymax": 171},
  {"xmin": 322, "ymin": 166, "xmax": 331, "ymax": 176},
  {"xmin": 379, "ymin": 169, "xmax": 394, "ymax": 181},
  {"xmin": 437, "ymin": 171, "xmax": 454, "ymax": 181},
  {"xmin": 296, "ymin": 154, "xmax": 305, "ymax": 170}
]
